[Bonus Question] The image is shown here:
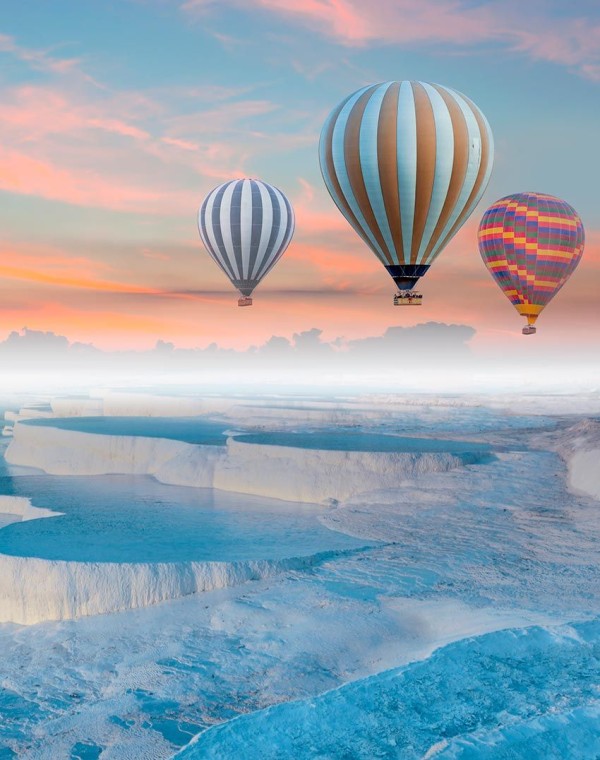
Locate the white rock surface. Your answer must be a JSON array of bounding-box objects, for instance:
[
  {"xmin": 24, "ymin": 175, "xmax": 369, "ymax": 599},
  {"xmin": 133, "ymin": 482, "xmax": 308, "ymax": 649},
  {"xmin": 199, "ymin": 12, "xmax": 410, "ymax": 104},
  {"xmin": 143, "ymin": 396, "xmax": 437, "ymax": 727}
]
[
  {"xmin": 569, "ymin": 450, "xmax": 600, "ymax": 500},
  {"xmin": 6, "ymin": 421, "xmax": 215, "ymax": 478},
  {"xmin": 549, "ymin": 419, "xmax": 600, "ymax": 501},
  {"xmin": 5, "ymin": 422, "xmax": 478, "ymax": 503},
  {"xmin": 213, "ymin": 438, "xmax": 472, "ymax": 503},
  {"xmin": 50, "ymin": 397, "xmax": 104, "ymax": 417},
  {"xmin": 4, "ymin": 408, "xmax": 52, "ymax": 423},
  {"xmin": 0, "ymin": 495, "xmax": 61, "ymax": 522},
  {"xmin": 0, "ymin": 553, "xmax": 321, "ymax": 625},
  {"xmin": 49, "ymin": 392, "xmax": 237, "ymax": 418}
]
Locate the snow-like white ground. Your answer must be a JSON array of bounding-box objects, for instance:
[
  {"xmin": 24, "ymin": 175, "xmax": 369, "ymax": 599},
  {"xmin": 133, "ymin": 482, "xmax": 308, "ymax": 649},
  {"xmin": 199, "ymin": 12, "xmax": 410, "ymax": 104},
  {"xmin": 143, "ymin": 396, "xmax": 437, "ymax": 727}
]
[
  {"xmin": 0, "ymin": 391, "xmax": 599, "ymax": 758},
  {"xmin": 541, "ymin": 418, "xmax": 600, "ymax": 500},
  {"xmin": 177, "ymin": 620, "xmax": 600, "ymax": 760},
  {"xmin": 5, "ymin": 419, "xmax": 489, "ymax": 504},
  {"xmin": 0, "ymin": 550, "xmax": 334, "ymax": 626},
  {"xmin": 43, "ymin": 388, "xmax": 600, "ymax": 420}
]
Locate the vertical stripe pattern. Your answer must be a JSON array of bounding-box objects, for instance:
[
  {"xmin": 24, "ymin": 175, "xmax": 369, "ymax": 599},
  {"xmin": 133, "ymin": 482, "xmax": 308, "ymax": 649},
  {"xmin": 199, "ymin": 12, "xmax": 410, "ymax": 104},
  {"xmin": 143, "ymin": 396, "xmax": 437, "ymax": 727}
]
[
  {"xmin": 478, "ymin": 192, "xmax": 585, "ymax": 325},
  {"xmin": 319, "ymin": 80, "xmax": 494, "ymax": 282},
  {"xmin": 198, "ymin": 179, "xmax": 295, "ymax": 297}
]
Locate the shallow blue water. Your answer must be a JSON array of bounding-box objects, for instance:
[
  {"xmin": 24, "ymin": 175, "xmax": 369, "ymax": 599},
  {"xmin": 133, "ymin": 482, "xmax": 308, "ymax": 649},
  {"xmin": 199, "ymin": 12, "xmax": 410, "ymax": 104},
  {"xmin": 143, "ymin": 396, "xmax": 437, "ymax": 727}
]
[
  {"xmin": 0, "ymin": 474, "xmax": 365, "ymax": 563},
  {"xmin": 20, "ymin": 417, "xmax": 233, "ymax": 445},
  {"xmin": 236, "ymin": 431, "xmax": 493, "ymax": 453}
]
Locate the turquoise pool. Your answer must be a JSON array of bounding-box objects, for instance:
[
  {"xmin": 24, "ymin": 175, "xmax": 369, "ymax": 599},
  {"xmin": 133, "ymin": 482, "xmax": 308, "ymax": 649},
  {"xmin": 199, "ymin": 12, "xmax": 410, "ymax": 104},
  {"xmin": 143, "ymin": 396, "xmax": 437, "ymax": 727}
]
[
  {"xmin": 236, "ymin": 430, "xmax": 493, "ymax": 454},
  {"xmin": 0, "ymin": 472, "xmax": 366, "ymax": 564}
]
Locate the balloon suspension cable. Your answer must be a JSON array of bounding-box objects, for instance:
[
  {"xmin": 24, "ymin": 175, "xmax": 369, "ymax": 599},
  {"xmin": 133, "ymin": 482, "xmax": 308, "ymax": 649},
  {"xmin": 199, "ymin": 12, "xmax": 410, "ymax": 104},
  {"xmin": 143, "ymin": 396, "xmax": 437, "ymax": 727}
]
[
  {"xmin": 393, "ymin": 290, "xmax": 423, "ymax": 306},
  {"xmin": 238, "ymin": 296, "xmax": 253, "ymax": 307}
]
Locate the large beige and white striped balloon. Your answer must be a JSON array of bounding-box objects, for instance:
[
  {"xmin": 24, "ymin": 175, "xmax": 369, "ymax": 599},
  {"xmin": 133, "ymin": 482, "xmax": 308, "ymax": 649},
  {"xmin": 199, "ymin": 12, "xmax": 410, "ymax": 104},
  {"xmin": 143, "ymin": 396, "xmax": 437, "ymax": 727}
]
[{"xmin": 319, "ymin": 81, "xmax": 494, "ymax": 291}]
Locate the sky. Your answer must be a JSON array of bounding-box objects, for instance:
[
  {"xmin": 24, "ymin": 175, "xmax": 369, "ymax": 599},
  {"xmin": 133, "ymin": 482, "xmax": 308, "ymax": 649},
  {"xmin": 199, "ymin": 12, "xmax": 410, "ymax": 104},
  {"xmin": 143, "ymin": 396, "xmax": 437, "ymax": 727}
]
[{"xmin": 0, "ymin": 0, "xmax": 598, "ymax": 360}]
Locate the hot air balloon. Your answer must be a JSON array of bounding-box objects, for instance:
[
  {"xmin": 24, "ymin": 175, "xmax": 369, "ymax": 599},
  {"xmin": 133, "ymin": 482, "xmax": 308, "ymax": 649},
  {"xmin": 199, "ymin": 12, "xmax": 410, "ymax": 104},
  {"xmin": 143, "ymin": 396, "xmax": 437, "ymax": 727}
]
[
  {"xmin": 319, "ymin": 81, "xmax": 494, "ymax": 305},
  {"xmin": 478, "ymin": 193, "xmax": 585, "ymax": 335},
  {"xmin": 198, "ymin": 178, "xmax": 294, "ymax": 306}
]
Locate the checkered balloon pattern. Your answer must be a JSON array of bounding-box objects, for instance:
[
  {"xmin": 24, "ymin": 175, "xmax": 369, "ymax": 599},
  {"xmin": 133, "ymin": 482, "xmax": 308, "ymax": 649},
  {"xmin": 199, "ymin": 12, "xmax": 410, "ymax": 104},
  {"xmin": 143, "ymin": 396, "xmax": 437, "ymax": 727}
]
[{"xmin": 478, "ymin": 192, "xmax": 585, "ymax": 325}]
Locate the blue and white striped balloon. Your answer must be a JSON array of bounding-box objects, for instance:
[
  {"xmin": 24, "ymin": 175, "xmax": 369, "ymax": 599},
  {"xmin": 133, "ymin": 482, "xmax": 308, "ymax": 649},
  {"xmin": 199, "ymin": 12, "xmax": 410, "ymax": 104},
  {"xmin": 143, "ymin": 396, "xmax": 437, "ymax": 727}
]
[{"xmin": 198, "ymin": 178, "xmax": 295, "ymax": 298}]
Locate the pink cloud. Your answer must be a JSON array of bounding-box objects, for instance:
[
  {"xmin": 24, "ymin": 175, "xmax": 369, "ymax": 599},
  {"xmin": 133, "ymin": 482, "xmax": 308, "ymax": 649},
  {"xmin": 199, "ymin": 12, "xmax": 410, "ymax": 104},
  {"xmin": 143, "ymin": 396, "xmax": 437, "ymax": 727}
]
[
  {"xmin": 0, "ymin": 33, "xmax": 82, "ymax": 76},
  {"xmin": 292, "ymin": 178, "xmax": 356, "ymax": 236},
  {"xmin": 157, "ymin": 100, "xmax": 315, "ymax": 178},
  {"xmin": 182, "ymin": 0, "xmax": 366, "ymax": 41},
  {"xmin": 164, "ymin": 99, "xmax": 279, "ymax": 137},
  {"xmin": 161, "ymin": 136, "xmax": 199, "ymax": 151},
  {"xmin": 87, "ymin": 118, "xmax": 150, "ymax": 141},
  {"xmin": 287, "ymin": 240, "xmax": 382, "ymax": 282},
  {"xmin": 173, "ymin": 84, "xmax": 260, "ymax": 101},
  {"xmin": 0, "ymin": 86, "xmax": 151, "ymax": 142},
  {"xmin": 0, "ymin": 240, "xmax": 114, "ymax": 281},
  {"xmin": 0, "ymin": 37, "xmax": 319, "ymax": 212},
  {"xmin": 0, "ymin": 81, "xmax": 295, "ymax": 209},
  {"xmin": 182, "ymin": 0, "xmax": 600, "ymax": 81},
  {"xmin": 0, "ymin": 146, "xmax": 193, "ymax": 214}
]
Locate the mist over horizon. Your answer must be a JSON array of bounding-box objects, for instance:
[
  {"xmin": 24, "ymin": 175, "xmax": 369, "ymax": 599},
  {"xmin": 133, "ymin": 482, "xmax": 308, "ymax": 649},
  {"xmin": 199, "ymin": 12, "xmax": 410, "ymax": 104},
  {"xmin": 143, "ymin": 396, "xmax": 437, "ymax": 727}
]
[{"xmin": 1, "ymin": 323, "xmax": 597, "ymax": 394}]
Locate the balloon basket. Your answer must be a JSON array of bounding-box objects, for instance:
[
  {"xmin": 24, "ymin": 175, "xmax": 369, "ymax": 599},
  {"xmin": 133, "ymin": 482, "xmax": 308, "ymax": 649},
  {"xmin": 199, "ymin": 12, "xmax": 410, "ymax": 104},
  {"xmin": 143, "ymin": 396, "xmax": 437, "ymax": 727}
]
[
  {"xmin": 394, "ymin": 291, "xmax": 423, "ymax": 306},
  {"xmin": 238, "ymin": 297, "xmax": 253, "ymax": 307},
  {"xmin": 522, "ymin": 325, "xmax": 537, "ymax": 335}
]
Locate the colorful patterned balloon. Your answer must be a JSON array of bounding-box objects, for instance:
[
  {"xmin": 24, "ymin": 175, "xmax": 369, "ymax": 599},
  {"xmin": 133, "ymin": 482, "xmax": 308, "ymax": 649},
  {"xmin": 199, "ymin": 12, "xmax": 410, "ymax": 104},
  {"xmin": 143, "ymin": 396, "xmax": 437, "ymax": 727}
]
[
  {"xmin": 478, "ymin": 192, "xmax": 585, "ymax": 333},
  {"xmin": 319, "ymin": 81, "xmax": 494, "ymax": 294}
]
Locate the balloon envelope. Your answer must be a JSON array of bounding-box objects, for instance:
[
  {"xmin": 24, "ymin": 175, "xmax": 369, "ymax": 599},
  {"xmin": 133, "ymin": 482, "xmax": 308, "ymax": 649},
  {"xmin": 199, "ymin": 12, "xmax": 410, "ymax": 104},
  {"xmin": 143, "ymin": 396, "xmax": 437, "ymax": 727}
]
[
  {"xmin": 198, "ymin": 179, "xmax": 294, "ymax": 297},
  {"xmin": 478, "ymin": 192, "xmax": 585, "ymax": 327},
  {"xmin": 319, "ymin": 80, "xmax": 494, "ymax": 291}
]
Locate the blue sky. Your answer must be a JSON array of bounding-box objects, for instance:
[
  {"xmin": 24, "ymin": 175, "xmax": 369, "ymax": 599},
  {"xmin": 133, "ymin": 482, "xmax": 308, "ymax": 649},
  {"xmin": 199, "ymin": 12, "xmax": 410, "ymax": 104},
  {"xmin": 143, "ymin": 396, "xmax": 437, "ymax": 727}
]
[{"xmin": 0, "ymin": 0, "xmax": 598, "ymax": 352}]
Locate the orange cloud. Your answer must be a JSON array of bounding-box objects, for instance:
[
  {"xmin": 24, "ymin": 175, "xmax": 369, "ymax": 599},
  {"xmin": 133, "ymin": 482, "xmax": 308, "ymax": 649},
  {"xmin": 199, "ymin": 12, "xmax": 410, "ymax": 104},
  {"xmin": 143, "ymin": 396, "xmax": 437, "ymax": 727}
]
[
  {"xmin": 287, "ymin": 241, "xmax": 381, "ymax": 281},
  {"xmin": 1, "ymin": 301, "xmax": 196, "ymax": 349},
  {"xmin": 0, "ymin": 239, "xmax": 180, "ymax": 295},
  {"xmin": 0, "ymin": 242, "xmax": 113, "ymax": 278},
  {"xmin": 0, "ymin": 262, "xmax": 163, "ymax": 294},
  {"xmin": 291, "ymin": 178, "xmax": 352, "ymax": 235},
  {"xmin": 1, "ymin": 207, "xmax": 596, "ymax": 353},
  {"xmin": 1, "ymin": 260, "xmax": 598, "ymax": 353}
]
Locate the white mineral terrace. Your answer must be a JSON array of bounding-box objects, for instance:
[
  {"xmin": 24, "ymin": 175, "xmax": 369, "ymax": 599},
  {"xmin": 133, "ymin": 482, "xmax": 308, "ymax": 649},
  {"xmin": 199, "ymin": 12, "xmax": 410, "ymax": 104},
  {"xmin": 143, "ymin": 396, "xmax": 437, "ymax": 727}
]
[{"xmin": 5, "ymin": 420, "xmax": 483, "ymax": 504}]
